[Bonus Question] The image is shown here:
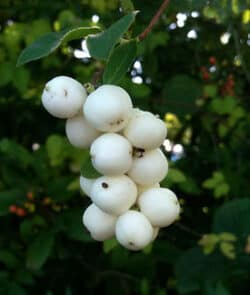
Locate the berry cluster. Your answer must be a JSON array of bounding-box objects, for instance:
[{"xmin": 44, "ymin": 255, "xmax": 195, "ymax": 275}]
[{"xmin": 42, "ymin": 76, "xmax": 180, "ymax": 250}]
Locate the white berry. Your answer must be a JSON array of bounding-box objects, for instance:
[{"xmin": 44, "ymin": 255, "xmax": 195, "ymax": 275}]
[
  {"xmin": 83, "ymin": 85, "xmax": 133, "ymax": 132},
  {"xmin": 90, "ymin": 175, "xmax": 137, "ymax": 215},
  {"xmin": 66, "ymin": 114, "xmax": 100, "ymax": 148},
  {"xmin": 42, "ymin": 76, "xmax": 87, "ymax": 118},
  {"xmin": 90, "ymin": 133, "xmax": 132, "ymax": 176},
  {"xmin": 82, "ymin": 203, "xmax": 117, "ymax": 241},
  {"xmin": 137, "ymin": 183, "xmax": 160, "ymax": 196},
  {"xmin": 128, "ymin": 149, "xmax": 168, "ymax": 186},
  {"xmin": 80, "ymin": 176, "xmax": 95, "ymax": 197},
  {"xmin": 138, "ymin": 188, "xmax": 180, "ymax": 227},
  {"xmin": 123, "ymin": 109, "xmax": 167, "ymax": 150},
  {"xmin": 115, "ymin": 210, "xmax": 153, "ymax": 250}
]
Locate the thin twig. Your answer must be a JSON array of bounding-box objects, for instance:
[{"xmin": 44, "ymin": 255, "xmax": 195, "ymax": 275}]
[
  {"xmin": 138, "ymin": 0, "xmax": 170, "ymax": 41},
  {"xmin": 91, "ymin": 67, "xmax": 104, "ymax": 87},
  {"xmin": 175, "ymin": 222, "xmax": 202, "ymax": 238}
]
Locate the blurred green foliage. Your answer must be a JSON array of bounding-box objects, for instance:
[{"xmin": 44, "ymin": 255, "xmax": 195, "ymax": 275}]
[{"xmin": 0, "ymin": 0, "xmax": 250, "ymax": 294}]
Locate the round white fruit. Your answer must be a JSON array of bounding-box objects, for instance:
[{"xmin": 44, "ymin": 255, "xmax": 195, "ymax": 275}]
[
  {"xmin": 138, "ymin": 188, "xmax": 180, "ymax": 227},
  {"xmin": 90, "ymin": 133, "xmax": 132, "ymax": 176},
  {"xmin": 123, "ymin": 109, "xmax": 167, "ymax": 150},
  {"xmin": 83, "ymin": 85, "xmax": 133, "ymax": 132},
  {"xmin": 91, "ymin": 175, "xmax": 137, "ymax": 215},
  {"xmin": 115, "ymin": 210, "xmax": 153, "ymax": 250},
  {"xmin": 137, "ymin": 183, "xmax": 160, "ymax": 196},
  {"xmin": 82, "ymin": 203, "xmax": 117, "ymax": 241},
  {"xmin": 80, "ymin": 176, "xmax": 95, "ymax": 197},
  {"xmin": 66, "ymin": 114, "xmax": 100, "ymax": 148},
  {"xmin": 128, "ymin": 149, "xmax": 168, "ymax": 186},
  {"xmin": 42, "ymin": 76, "xmax": 87, "ymax": 118}
]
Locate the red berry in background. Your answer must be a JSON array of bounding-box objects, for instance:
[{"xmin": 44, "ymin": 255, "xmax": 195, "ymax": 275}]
[
  {"xmin": 27, "ymin": 191, "xmax": 34, "ymax": 200},
  {"xmin": 209, "ymin": 56, "xmax": 216, "ymax": 65},
  {"xmin": 202, "ymin": 72, "xmax": 210, "ymax": 81},
  {"xmin": 200, "ymin": 66, "xmax": 207, "ymax": 73},
  {"xmin": 16, "ymin": 207, "xmax": 27, "ymax": 217},
  {"xmin": 9, "ymin": 205, "xmax": 17, "ymax": 214}
]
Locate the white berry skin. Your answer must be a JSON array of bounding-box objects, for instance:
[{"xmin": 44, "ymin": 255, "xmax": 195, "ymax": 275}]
[
  {"xmin": 115, "ymin": 210, "xmax": 153, "ymax": 250},
  {"xmin": 152, "ymin": 227, "xmax": 160, "ymax": 241},
  {"xmin": 90, "ymin": 133, "xmax": 132, "ymax": 176},
  {"xmin": 83, "ymin": 85, "xmax": 133, "ymax": 132},
  {"xmin": 123, "ymin": 109, "xmax": 167, "ymax": 150},
  {"xmin": 42, "ymin": 76, "xmax": 87, "ymax": 119},
  {"xmin": 128, "ymin": 149, "xmax": 168, "ymax": 186},
  {"xmin": 137, "ymin": 183, "xmax": 160, "ymax": 196},
  {"xmin": 90, "ymin": 175, "xmax": 137, "ymax": 216},
  {"xmin": 82, "ymin": 203, "xmax": 117, "ymax": 241},
  {"xmin": 80, "ymin": 176, "xmax": 95, "ymax": 197},
  {"xmin": 138, "ymin": 188, "xmax": 180, "ymax": 228},
  {"xmin": 66, "ymin": 114, "xmax": 100, "ymax": 148}
]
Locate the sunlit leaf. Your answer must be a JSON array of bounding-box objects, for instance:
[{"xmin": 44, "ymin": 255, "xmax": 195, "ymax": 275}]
[
  {"xmin": 86, "ymin": 12, "xmax": 137, "ymax": 60},
  {"xmin": 17, "ymin": 26, "xmax": 100, "ymax": 66},
  {"xmin": 103, "ymin": 40, "xmax": 137, "ymax": 84}
]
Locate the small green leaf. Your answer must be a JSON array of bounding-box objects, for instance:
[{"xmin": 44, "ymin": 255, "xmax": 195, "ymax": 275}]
[
  {"xmin": 17, "ymin": 26, "xmax": 100, "ymax": 66},
  {"xmin": 0, "ymin": 62, "xmax": 15, "ymax": 86},
  {"xmin": 26, "ymin": 231, "xmax": 54, "ymax": 270},
  {"xmin": 86, "ymin": 12, "xmax": 137, "ymax": 60},
  {"xmin": 103, "ymin": 40, "xmax": 137, "ymax": 84},
  {"xmin": 12, "ymin": 67, "xmax": 30, "ymax": 93},
  {"xmin": 219, "ymin": 242, "xmax": 236, "ymax": 259},
  {"xmin": 219, "ymin": 232, "xmax": 237, "ymax": 242},
  {"xmin": 120, "ymin": 0, "xmax": 135, "ymax": 13},
  {"xmin": 103, "ymin": 238, "xmax": 118, "ymax": 253},
  {"xmin": 214, "ymin": 183, "xmax": 230, "ymax": 199},
  {"xmin": 81, "ymin": 153, "xmax": 101, "ymax": 178},
  {"xmin": 143, "ymin": 243, "xmax": 153, "ymax": 255},
  {"xmin": 167, "ymin": 168, "xmax": 187, "ymax": 183}
]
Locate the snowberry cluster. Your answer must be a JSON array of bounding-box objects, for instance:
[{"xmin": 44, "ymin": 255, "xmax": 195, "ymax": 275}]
[{"xmin": 42, "ymin": 76, "xmax": 180, "ymax": 251}]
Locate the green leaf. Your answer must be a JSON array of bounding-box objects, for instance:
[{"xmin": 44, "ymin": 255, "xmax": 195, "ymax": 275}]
[
  {"xmin": 0, "ymin": 62, "xmax": 15, "ymax": 86},
  {"xmin": 210, "ymin": 97, "xmax": 237, "ymax": 115},
  {"xmin": 214, "ymin": 183, "xmax": 230, "ymax": 199},
  {"xmin": 140, "ymin": 278, "xmax": 150, "ymax": 295},
  {"xmin": 56, "ymin": 208, "xmax": 92, "ymax": 242},
  {"xmin": 26, "ymin": 231, "xmax": 54, "ymax": 270},
  {"xmin": 167, "ymin": 168, "xmax": 187, "ymax": 183},
  {"xmin": 81, "ymin": 153, "xmax": 102, "ymax": 178},
  {"xmin": 46, "ymin": 135, "xmax": 68, "ymax": 167},
  {"xmin": 219, "ymin": 232, "xmax": 237, "ymax": 242},
  {"xmin": 120, "ymin": 0, "xmax": 135, "ymax": 13},
  {"xmin": 163, "ymin": 75, "xmax": 202, "ymax": 116},
  {"xmin": 12, "ymin": 67, "xmax": 30, "ymax": 94},
  {"xmin": 212, "ymin": 198, "xmax": 250, "ymax": 237},
  {"xmin": 15, "ymin": 270, "xmax": 34, "ymax": 285},
  {"xmin": 0, "ymin": 250, "xmax": 19, "ymax": 269},
  {"xmin": 0, "ymin": 138, "xmax": 32, "ymax": 168},
  {"xmin": 8, "ymin": 282, "xmax": 27, "ymax": 295},
  {"xmin": 17, "ymin": 26, "xmax": 100, "ymax": 66},
  {"xmin": 20, "ymin": 215, "xmax": 47, "ymax": 241},
  {"xmin": 86, "ymin": 12, "xmax": 137, "ymax": 60},
  {"xmin": 103, "ymin": 238, "xmax": 118, "ymax": 253},
  {"xmin": 175, "ymin": 247, "xmax": 230, "ymax": 294},
  {"xmin": 103, "ymin": 40, "xmax": 137, "ymax": 84},
  {"xmin": 215, "ymin": 281, "xmax": 231, "ymax": 295},
  {"xmin": 220, "ymin": 242, "xmax": 236, "ymax": 259}
]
